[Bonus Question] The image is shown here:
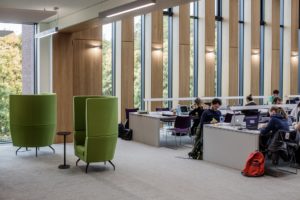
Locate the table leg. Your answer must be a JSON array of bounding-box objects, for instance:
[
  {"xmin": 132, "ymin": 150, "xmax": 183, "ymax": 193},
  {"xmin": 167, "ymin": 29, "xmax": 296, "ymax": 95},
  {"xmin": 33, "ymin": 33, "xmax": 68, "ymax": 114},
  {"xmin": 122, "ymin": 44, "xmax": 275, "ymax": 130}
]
[{"xmin": 58, "ymin": 134, "xmax": 70, "ymax": 169}]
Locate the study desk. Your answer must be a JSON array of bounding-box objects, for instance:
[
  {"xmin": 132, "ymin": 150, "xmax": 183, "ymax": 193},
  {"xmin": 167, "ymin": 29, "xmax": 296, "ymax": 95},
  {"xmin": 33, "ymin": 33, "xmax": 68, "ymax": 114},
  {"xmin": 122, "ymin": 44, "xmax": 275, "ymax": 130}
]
[
  {"xmin": 203, "ymin": 124, "xmax": 260, "ymax": 170},
  {"xmin": 129, "ymin": 112, "xmax": 176, "ymax": 147}
]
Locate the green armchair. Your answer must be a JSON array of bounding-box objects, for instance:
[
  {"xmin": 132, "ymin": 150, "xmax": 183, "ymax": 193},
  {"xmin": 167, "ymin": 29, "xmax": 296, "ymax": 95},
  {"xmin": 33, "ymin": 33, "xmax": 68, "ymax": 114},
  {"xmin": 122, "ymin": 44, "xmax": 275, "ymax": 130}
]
[
  {"xmin": 9, "ymin": 94, "xmax": 57, "ymax": 156},
  {"xmin": 73, "ymin": 96, "xmax": 118, "ymax": 173}
]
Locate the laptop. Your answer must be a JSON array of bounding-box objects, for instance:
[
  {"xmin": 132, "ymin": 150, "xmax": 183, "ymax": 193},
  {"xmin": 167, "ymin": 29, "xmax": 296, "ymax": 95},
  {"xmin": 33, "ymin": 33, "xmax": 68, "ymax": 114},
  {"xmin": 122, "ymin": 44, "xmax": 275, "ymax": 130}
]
[
  {"xmin": 245, "ymin": 116, "xmax": 259, "ymax": 130},
  {"xmin": 230, "ymin": 115, "xmax": 245, "ymax": 126},
  {"xmin": 177, "ymin": 105, "xmax": 189, "ymax": 116}
]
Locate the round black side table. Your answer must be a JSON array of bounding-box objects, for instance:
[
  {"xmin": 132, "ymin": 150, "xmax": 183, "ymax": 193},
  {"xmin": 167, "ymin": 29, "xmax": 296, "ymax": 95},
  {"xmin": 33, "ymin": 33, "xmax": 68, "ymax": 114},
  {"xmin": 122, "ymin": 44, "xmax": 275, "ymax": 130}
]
[{"xmin": 57, "ymin": 131, "xmax": 71, "ymax": 169}]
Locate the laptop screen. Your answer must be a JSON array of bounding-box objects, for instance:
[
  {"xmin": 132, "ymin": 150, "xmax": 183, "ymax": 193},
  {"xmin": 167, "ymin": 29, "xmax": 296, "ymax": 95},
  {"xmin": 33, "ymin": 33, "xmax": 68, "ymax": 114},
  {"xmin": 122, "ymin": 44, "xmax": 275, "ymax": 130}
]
[{"xmin": 180, "ymin": 106, "xmax": 188, "ymax": 113}]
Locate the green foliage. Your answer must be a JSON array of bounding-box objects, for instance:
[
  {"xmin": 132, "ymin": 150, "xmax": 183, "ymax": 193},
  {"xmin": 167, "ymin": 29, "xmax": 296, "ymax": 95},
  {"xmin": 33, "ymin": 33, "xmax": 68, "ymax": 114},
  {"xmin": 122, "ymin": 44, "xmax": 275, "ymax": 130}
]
[
  {"xmin": 102, "ymin": 39, "xmax": 113, "ymax": 96},
  {"xmin": 0, "ymin": 34, "xmax": 22, "ymax": 135},
  {"xmin": 134, "ymin": 16, "xmax": 142, "ymax": 109}
]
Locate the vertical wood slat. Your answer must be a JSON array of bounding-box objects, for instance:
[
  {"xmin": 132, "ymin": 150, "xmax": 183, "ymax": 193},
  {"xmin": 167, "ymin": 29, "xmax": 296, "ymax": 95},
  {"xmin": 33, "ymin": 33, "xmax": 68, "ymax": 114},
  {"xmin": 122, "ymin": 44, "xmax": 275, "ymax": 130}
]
[
  {"xmin": 271, "ymin": 0, "xmax": 280, "ymax": 91},
  {"xmin": 205, "ymin": 0, "xmax": 215, "ymax": 96},
  {"xmin": 121, "ymin": 17, "xmax": 135, "ymax": 121},
  {"xmin": 229, "ymin": 0, "xmax": 239, "ymax": 105},
  {"xmin": 179, "ymin": 4, "xmax": 190, "ymax": 101},
  {"xmin": 151, "ymin": 11, "xmax": 163, "ymax": 110},
  {"xmin": 53, "ymin": 33, "xmax": 74, "ymax": 143},
  {"xmin": 251, "ymin": 0, "xmax": 260, "ymax": 96},
  {"xmin": 291, "ymin": 0, "xmax": 299, "ymax": 94},
  {"xmin": 73, "ymin": 40, "xmax": 102, "ymax": 96}
]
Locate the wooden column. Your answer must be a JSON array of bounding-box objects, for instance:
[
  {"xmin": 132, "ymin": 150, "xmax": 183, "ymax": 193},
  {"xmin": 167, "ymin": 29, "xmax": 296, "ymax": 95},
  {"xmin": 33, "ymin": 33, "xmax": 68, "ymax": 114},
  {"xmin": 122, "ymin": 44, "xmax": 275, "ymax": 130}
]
[
  {"xmin": 291, "ymin": 0, "xmax": 299, "ymax": 94},
  {"xmin": 205, "ymin": 0, "xmax": 215, "ymax": 96},
  {"xmin": 179, "ymin": 4, "xmax": 190, "ymax": 100},
  {"xmin": 151, "ymin": 10, "xmax": 163, "ymax": 110},
  {"xmin": 72, "ymin": 26, "xmax": 102, "ymax": 96},
  {"xmin": 121, "ymin": 17, "xmax": 134, "ymax": 121},
  {"xmin": 251, "ymin": 0, "xmax": 260, "ymax": 97},
  {"xmin": 53, "ymin": 33, "xmax": 73, "ymax": 143},
  {"xmin": 271, "ymin": 0, "xmax": 280, "ymax": 92},
  {"xmin": 229, "ymin": 0, "xmax": 238, "ymax": 105}
]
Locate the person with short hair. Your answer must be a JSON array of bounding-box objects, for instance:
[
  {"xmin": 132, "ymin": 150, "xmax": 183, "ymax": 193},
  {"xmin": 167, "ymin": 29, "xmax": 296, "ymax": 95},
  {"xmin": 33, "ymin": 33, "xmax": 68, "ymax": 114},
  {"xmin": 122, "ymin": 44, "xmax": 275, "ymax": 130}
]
[
  {"xmin": 242, "ymin": 94, "xmax": 258, "ymax": 116},
  {"xmin": 189, "ymin": 97, "xmax": 205, "ymax": 136},
  {"xmin": 259, "ymin": 106, "xmax": 289, "ymax": 151},
  {"xmin": 272, "ymin": 97, "xmax": 282, "ymax": 105},
  {"xmin": 188, "ymin": 98, "xmax": 222, "ymax": 160},
  {"xmin": 268, "ymin": 89, "xmax": 280, "ymax": 104}
]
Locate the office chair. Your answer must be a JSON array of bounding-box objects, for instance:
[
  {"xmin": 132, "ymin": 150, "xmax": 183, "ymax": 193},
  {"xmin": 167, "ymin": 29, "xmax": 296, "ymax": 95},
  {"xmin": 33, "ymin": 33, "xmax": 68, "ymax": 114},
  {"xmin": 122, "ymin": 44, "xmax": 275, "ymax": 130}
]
[{"xmin": 166, "ymin": 116, "xmax": 191, "ymax": 148}]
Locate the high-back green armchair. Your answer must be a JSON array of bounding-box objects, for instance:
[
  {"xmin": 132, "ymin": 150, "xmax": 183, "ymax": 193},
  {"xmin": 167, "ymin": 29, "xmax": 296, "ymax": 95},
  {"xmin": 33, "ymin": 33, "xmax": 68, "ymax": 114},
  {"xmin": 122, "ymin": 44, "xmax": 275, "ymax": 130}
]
[
  {"xmin": 9, "ymin": 94, "xmax": 57, "ymax": 156},
  {"xmin": 73, "ymin": 96, "xmax": 118, "ymax": 173}
]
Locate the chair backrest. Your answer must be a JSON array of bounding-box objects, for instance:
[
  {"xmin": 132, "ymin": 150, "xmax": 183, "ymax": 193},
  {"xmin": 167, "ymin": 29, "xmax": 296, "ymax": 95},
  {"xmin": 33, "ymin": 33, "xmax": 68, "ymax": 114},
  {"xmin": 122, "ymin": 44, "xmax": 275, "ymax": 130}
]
[
  {"xmin": 125, "ymin": 108, "xmax": 139, "ymax": 120},
  {"xmin": 73, "ymin": 96, "xmax": 105, "ymax": 131},
  {"xmin": 174, "ymin": 116, "xmax": 191, "ymax": 129},
  {"xmin": 86, "ymin": 97, "xmax": 118, "ymax": 137},
  {"xmin": 156, "ymin": 107, "xmax": 169, "ymax": 112},
  {"xmin": 9, "ymin": 94, "xmax": 57, "ymax": 146}
]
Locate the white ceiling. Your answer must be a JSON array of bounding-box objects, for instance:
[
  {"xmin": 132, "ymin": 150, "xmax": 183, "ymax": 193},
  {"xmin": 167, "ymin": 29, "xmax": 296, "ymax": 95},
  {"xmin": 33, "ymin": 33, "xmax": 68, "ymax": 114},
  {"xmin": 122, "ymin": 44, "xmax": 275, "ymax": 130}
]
[{"xmin": 0, "ymin": 0, "xmax": 109, "ymax": 23}]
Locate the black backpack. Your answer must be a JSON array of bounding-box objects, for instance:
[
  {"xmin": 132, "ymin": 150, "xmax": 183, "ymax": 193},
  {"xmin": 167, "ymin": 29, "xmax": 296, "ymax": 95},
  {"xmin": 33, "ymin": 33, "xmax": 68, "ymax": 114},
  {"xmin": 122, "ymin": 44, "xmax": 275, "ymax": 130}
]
[{"xmin": 118, "ymin": 123, "xmax": 133, "ymax": 140}]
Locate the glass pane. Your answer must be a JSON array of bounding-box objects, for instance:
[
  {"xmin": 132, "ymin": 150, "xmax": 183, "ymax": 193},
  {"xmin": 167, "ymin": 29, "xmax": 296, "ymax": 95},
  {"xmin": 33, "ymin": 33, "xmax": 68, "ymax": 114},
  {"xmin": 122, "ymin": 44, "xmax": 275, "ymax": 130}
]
[
  {"xmin": 0, "ymin": 23, "xmax": 34, "ymax": 143},
  {"xmin": 163, "ymin": 14, "xmax": 169, "ymax": 107},
  {"xmin": 134, "ymin": 16, "xmax": 142, "ymax": 109},
  {"xmin": 102, "ymin": 23, "xmax": 113, "ymax": 96}
]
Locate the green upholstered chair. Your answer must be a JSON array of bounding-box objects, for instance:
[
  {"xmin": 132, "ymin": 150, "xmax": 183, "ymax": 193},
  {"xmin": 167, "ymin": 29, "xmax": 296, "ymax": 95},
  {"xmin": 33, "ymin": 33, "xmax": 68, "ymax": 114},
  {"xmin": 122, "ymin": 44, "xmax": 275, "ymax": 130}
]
[
  {"xmin": 9, "ymin": 94, "xmax": 57, "ymax": 156},
  {"xmin": 73, "ymin": 96, "xmax": 118, "ymax": 173}
]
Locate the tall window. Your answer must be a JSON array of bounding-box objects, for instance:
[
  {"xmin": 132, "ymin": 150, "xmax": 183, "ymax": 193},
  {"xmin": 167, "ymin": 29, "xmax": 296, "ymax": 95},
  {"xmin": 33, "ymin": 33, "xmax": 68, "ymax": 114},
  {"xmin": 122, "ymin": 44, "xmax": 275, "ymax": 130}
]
[
  {"xmin": 190, "ymin": 1, "xmax": 199, "ymax": 97},
  {"xmin": 102, "ymin": 23, "xmax": 113, "ymax": 96},
  {"xmin": 163, "ymin": 8, "xmax": 173, "ymax": 108},
  {"xmin": 0, "ymin": 23, "xmax": 35, "ymax": 142},
  {"xmin": 134, "ymin": 16, "xmax": 142, "ymax": 109},
  {"xmin": 215, "ymin": 0, "xmax": 222, "ymax": 96}
]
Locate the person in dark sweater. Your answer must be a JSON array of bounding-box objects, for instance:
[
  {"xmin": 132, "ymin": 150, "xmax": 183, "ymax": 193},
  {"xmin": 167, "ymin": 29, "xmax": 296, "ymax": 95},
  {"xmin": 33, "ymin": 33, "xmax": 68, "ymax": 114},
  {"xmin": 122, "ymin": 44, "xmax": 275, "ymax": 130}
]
[
  {"xmin": 188, "ymin": 98, "xmax": 222, "ymax": 159},
  {"xmin": 189, "ymin": 97, "xmax": 205, "ymax": 136},
  {"xmin": 259, "ymin": 106, "xmax": 289, "ymax": 151},
  {"xmin": 242, "ymin": 94, "xmax": 258, "ymax": 116}
]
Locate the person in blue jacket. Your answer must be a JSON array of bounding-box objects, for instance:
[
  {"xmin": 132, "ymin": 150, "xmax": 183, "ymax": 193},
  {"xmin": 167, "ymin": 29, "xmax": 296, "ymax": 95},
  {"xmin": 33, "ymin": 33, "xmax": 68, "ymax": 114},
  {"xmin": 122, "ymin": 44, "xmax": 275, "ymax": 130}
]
[
  {"xmin": 260, "ymin": 106, "xmax": 289, "ymax": 151},
  {"xmin": 188, "ymin": 98, "xmax": 222, "ymax": 159}
]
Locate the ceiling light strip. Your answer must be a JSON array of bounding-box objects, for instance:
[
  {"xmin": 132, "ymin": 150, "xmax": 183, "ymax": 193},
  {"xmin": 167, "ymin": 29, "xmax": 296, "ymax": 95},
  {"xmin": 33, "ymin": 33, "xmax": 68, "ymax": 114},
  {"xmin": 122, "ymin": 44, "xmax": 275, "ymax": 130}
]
[{"xmin": 106, "ymin": 3, "xmax": 155, "ymax": 18}]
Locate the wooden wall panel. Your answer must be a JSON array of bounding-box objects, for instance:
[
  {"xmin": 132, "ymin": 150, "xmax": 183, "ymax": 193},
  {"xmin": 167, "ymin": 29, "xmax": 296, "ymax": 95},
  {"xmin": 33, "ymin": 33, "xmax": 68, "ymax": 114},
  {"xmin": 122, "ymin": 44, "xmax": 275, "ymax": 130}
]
[
  {"xmin": 229, "ymin": 48, "xmax": 239, "ymax": 104},
  {"xmin": 271, "ymin": 50, "xmax": 280, "ymax": 91},
  {"xmin": 73, "ymin": 40, "xmax": 102, "ymax": 96},
  {"xmin": 229, "ymin": 0, "xmax": 239, "ymax": 48},
  {"xmin": 205, "ymin": 0, "xmax": 215, "ymax": 46},
  {"xmin": 251, "ymin": 0, "xmax": 260, "ymax": 96},
  {"xmin": 205, "ymin": 0, "xmax": 215, "ymax": 96},
  {"xmin": 291, "ymin": 0, "xmax": 299, "ymax": 94},
  {"xmin": 271, "ymin": 0, "xmax": 280, "ymax": 92},
  {"xmin": 72, "ymin": 26, "xmax": 102, "ymax": 40},
  {"xmin": 179, "ymin": 4, "xmax": 190, "ymax": 45},
  {"xmin": 151, "ymin": 11, "xmax": 163, "ymax": 110},
  {"xmin": 291, "ymin": 0, "xmax": 299, "ymax": 51},
  {"xmin": 53, "ymin": 33, "xmax": 73, "ymax": 143},
  {"xmin": 122, "ymin": 18, "xmax": 134, "ymax": 42},
  {"xmin": 179, "ymin": 45, "xmax": 190, "ymax": 98},
  {"xmin": 152, "ymin": 10, "xmax": 163, "ymax": 44},
  {"xmin": 229, "ymin": 0, "xmax": 239, "ymax": 105},
  {"xmin": 121, "ymin": 17, "xmax": 134, "ymax": 121},
  {"xmin": 179, "ymin": 3, "xmax": 190, "ymax": 101}
]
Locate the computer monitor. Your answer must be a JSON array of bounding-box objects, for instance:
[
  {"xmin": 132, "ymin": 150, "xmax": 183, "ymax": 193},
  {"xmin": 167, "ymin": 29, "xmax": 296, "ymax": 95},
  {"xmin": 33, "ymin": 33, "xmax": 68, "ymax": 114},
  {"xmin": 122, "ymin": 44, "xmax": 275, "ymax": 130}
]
[
  {"xmin": 245, "ymin": 115, "xmax": 259, "ymax": 130},
  {"xmin": 176, "ymin": 105, "xmax": 189, "ymax": 116},
  {"xmin": 180, "ymin": 106, "xmax": 188, "ymax": 113}
]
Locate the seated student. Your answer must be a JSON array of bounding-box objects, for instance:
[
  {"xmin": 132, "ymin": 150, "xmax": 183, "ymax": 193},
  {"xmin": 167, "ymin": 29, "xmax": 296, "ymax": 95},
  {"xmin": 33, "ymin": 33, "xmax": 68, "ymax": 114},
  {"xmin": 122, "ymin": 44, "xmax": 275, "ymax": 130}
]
[
  {"xmin": 268, "ymin": 89, "xmax": 280, "ymax": 104},
  {"xmin": 189, "ymin": 97, "xmax": 205, "ymax": 136},
  {"xmin": 242, "ymin": 94, "xmax": 258, "ymax": 116},
  {"xmin": 259, "ymin": 106, "xmax": 289, "ymax": 151},
  {"xmin": 272, "ymin": 96, "xmax": 282, "ymax": 105},
  {"xmin": 291, "ymin": 102, "xmax": 300, "ymax": 121},
  {"xmin": 188, "ymin": 98, "xmax": 222, "ymax": 159}
]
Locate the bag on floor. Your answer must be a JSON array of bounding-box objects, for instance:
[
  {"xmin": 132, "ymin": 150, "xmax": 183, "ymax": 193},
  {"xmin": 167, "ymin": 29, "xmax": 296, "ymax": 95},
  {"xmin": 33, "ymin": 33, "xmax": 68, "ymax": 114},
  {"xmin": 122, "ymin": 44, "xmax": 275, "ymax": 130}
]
[
  {"xmin": 118, "ymin": 123, "xmax": 133, "ymax": 140},
  {"xmin": 241, "ymin": 151, "xmax": 265, "ymax": 177}
]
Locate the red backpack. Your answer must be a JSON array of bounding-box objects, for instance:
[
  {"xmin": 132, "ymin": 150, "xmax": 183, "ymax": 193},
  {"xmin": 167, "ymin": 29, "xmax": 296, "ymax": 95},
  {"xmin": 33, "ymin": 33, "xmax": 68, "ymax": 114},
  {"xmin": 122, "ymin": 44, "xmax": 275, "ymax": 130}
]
[{"xmin": 241, "ymin": 151, "xmax": 265, "ymax": 177}]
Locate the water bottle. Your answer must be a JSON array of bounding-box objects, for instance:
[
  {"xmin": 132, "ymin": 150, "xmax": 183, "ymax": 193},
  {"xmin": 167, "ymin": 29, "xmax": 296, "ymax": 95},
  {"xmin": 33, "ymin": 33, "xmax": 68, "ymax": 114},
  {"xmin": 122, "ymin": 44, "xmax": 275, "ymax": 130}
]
[{"xmin": 220, "ymin": 116, "xmax": 224, "ymax": 123}]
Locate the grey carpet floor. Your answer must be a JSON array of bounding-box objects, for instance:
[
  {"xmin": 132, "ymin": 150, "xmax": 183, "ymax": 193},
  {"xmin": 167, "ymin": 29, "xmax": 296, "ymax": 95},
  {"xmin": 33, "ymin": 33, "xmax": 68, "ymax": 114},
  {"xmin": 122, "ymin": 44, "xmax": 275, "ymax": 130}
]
[{"xmin": 1, "ymin": 139, "xmax": 300, "ymax": 200}]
